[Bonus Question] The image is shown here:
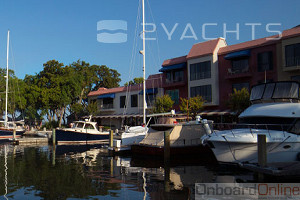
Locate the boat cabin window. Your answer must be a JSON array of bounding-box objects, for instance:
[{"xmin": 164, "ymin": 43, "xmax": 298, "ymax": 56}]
[
  {"xmin": 289, "ymin": 119, "xmax": 300, "ymax": 135},
  {"xmin": 85, "ymin": 124, "xmax": 95, "ymax": 130},
  {"xmin": 76, "ymin": 122, "xmax": 85, "ymax": 128},
  {"xmin": 239, "ymin": 117, "xmax": 294, "ymax": 131}
]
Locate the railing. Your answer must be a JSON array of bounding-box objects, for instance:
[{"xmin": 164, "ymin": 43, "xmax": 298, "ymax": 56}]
[
  {"xmin": 209, "ymin": 123, "xmax": 296, "ymax": 137},
  {"xmin": 101, "ymin": 104, "xmax": 114, "ymax": 109},
  {"xmin": 228, "ymin": 67, "xmax": 249, "ymax": 75},
  {"xmin": 286, "ymin": 56, "xmax": 300, "ymax": 67}
]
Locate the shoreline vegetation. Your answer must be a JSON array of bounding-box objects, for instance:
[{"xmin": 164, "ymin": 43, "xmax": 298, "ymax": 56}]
[{"xmin": 4, "ymin": 59, "xmax": 121, "ymax": 128}]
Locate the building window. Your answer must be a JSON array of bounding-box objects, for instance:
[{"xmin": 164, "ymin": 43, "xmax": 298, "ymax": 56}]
[
  {"xmin": 146, "ymin": 94, "xmax": 156, "ymax": 107},
  {"xmin": 190, "ymin": 61, "xmax": 211, "ymax": 81},
  {"xmin": 166, "ymin": 70, "xmax": 184, "ymax": 83},
  {"xmin": 131, "ymin": 94, "xmax": 138, "ymax": 107},
  {"xmin": 120, "ymin": 96, "xmax": 126, "ymax": 108},
  {"xmin": 102, "ymin": 98, "xmax": 113, "ymax": 109},
  {"xmin": 231, "ymin": 58, "xmax": 249, "ymax": 73},
  {"xmin": 166, "ymin": 89, "xmax": 179, "ymax": 105},
  {"xmin": 285, "ymin": 43, "xmax": 300, "ymax": 67},
  {"xmin": 232, "ymin": 82, "xmax": 250, "ymax": 92},
  {"xmin": 257, "ymin": 51, "xmax": 273, "ymax": 72},
  {"xmin": 190, "ymin": 85, "xmax": 212, "ymax": 103}
]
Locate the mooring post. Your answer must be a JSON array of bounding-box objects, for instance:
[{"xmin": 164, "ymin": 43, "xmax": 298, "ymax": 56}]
[
  {"xmin": 52, "ymin": 128, "xmax": 56, "ymax": 146},
  {"xmin": 109, "ymin": 130, "xmax": 114, "ymax": 148},
  {"xmin": 164, "ymin": 131, "xmax": 170, "ymax": 192},
  {"xmin": 13, "ymin": 129, "xmax": 16, "ymax": 140},
  {"xmin": 258, "ymin": 134, "xmax": 267, "ymax": 167},
  {"xmin": 257, "ymin": 134, "xmax": 267, "ymax": 181}
]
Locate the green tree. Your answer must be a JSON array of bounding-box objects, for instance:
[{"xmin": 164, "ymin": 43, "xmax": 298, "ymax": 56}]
[
  {"xmin": 227, "ymin": 88, "xmax": 250, "ymax": 115},
  {"xmin": 37, "ymin": 60, "xmax": 72, "ymax": 127},
  {"xmin": 124, "ymin": 77, "xmax": 143, "ymax": 86},
  {"xmin": 179, "ymin": 96, "xmax": 205, "ymax": 119},
  {"xmin": 152, "ymin": 95, "xmax": 174, "ymax": 113}
]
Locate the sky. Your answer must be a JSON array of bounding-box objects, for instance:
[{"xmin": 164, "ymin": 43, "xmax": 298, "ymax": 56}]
[{"xmin": 0, "ymin": 0, "xmax": 299, "ymax": 85}]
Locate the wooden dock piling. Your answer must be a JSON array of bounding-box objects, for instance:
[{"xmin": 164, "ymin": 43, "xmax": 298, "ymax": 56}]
[
  {"xmin": 257, "ymin": 134, "xmax": 267, "ymax": 167},
  {"xmin": 13, "ymin": 129, "xmax": 16, "ymax": 140},
  {"xmin": 164, "ymin": 131, "xmax": 170, "ymax": 192},
  {"xmin": 109, "ymin": 130, "xmax": 114, "ymax": 148},
  {"xmin": 52, "ymin": 129, "xmax": 56, "ymax": 146}
]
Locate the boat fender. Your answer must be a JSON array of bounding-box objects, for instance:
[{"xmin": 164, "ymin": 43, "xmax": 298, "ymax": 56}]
[{"xmin": 297, "ymin": 152, "xmax": 300, "ymax": 161}]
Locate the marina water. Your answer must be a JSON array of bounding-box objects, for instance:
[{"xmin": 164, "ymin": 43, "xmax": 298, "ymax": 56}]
[{"xmin": 0, "ymin": 143, "xmax": 297, "ymax": 200}]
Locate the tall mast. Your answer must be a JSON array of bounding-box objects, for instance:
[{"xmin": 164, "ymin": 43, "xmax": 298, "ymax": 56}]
[
  {"xmin": 5, "ymin": 30, "xmax": 9, "ymax": 127},
  {"xmin": 142, "ymin": 0, "xmax": 146, "ymax": 125}
]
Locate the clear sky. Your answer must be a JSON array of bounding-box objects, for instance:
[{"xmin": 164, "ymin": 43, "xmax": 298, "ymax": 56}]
[{"xmin": 0, "ymin": 0, "xmax": 299, "ymax": 85}]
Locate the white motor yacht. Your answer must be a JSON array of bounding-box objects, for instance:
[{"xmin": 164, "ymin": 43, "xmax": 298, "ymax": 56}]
[{"xmin": 202, "ymin": 81, "xmax": 300, "ymax": 164}]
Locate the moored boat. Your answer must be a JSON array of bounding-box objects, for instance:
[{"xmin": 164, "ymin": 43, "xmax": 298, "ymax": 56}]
[
  {"xmin": 56, "ymin": 118, "xmax": 109, "ymax": 145},
  {"xmin": 131, "ymin": 118, "xmax": 213, "ymax": 157},
  {"xmin": 202, "ymin": 81, "xmax": 300, "ymax": 164},
  {"xmin": 0, "ymin": 31, "xmax": 25, "ymax": 140}
]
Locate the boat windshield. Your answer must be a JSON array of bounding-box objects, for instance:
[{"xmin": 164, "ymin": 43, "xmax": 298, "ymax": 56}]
[
  {"xmin": 85, "ymin": 123, "xmax": 95, "ymax": 130},
  {"xmin": 250, "ymin": 81, "xmax": 299, "ymax": 102},
  {"xmin": 76, "ymin": 122, "xmax": 85, "ymax": 128},
  {"xmin": 239, "ymin": 116, "xmax": 295, "ymax": 131}
]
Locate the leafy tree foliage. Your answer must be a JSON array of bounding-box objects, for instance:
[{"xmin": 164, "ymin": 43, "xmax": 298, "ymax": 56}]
[
  {"xmin": 179, "ymin": 96, "xmax": 205, "ymax": 119},
  {"xmin": 227, "ymin": 88, "xmax": 250, "ymax": 115},
  {"xmin": 124, "ymin": 77, "xmax": 143, "ymax": 86},
  {"xmin": 152, "ymin": 95, "xmax": 174, "ymax": 113},
  {"xmin": 2, "ymin": 59, "xmax": 121, "ymax": 128}
]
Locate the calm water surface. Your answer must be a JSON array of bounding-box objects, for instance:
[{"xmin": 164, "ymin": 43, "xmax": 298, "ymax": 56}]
[{"xmin": 0, "ymin": 143, "xmax": 294, "ymax": 200}]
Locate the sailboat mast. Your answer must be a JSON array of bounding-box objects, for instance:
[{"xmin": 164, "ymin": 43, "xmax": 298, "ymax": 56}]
[
  {"xmin": 142, "ymin": 0, "xmax": 146, "ymax": 125},
  {"xmin": 5, "ymin": 30, "xmax": 9, "ymax": 127}
]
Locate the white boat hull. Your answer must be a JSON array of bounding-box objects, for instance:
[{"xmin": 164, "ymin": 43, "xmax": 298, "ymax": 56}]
[{"xmin": 203, "ymin": 129, "xmax": 300, "ymax": 164}]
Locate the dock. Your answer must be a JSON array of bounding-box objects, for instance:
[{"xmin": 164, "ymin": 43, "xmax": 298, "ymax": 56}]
[
  {"xmin": 11, "ymin": 130, "xmax": 51, "ymax": 145},
  {"xmin": 12, "ymin": 137, "xmax": 49, "ymax": 145}
]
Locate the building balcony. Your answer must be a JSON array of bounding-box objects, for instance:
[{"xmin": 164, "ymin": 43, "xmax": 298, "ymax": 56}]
[
  {"xmin": 163, "ymin": 79, "xmax": 186, "ymax": 88},
  {"xmin": 283, "ymin": 57, "xmax": 300, "ymax": 72},
  {"xmin": 225, "ymin": 68, "xmax": 253, "ymax": 80},
  {"xmin": 99, "ymin": 104, "xmax": 115, "ymax": 111}
]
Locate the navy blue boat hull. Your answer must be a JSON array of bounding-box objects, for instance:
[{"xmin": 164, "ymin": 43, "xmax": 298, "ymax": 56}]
[
  {"xmin": 56, "ymin": 129, "xmax": 109, "ymax": 145},
  {"xmin": 0, "ymin": 129, "xmax": 24, "ymax": 140}
]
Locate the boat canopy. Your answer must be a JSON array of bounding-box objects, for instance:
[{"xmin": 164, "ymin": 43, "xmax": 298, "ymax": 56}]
[{"xmin": 250, "ymin": 81, "xmax": 299, "ymax": 102}]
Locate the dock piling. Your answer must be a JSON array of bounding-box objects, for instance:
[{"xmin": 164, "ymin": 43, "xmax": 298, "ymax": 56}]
[
  {"xmin": 13, "ymin": 129, "xmax": 16, "ymax": 140},
  {"xmin": 257, "ymin": 134, "xmax": 267, "ymax": 167},
  {"xmin": 52, "ymin": 129, "xmax": 56, "ymax": 146},
  {"xmin": 164, "ymin": 131, "xmax": 170, "ymax": 192},
  {"xmin": 257, "ymin": 134, "xmax": 267, "ymax": 180},
  {"xmin": 109, "ymin": 130, "xmax": 114, "ymax": 148}
]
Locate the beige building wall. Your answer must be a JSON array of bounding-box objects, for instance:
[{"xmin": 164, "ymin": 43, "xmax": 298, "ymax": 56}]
[
  {"xmin": 277, "ymin": 36, "xmax": 300, "ymax": 81},
  {"xmin": 187, "ymin": 38, "xmax": 226, "ymax": 106}
]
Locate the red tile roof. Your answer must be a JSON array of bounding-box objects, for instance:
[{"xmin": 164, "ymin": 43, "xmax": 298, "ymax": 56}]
[
  {"xmin": 88, "ymin": 74, "xmax": 163, "ymax": 97},
  {"xmin": 162, "ymin": 55, "xmax": 187, "ymax": 66},
  {"xmin": 219, "ymin": 26, "xmax": 300, "ymax": 55},
  {"xmin": 187, "ymin": 38, "xmax": 225, "ymax": 59}
]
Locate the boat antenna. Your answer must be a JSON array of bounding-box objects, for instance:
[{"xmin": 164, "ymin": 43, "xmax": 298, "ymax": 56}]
[
  {"xmin": 142, "ymin": 0, "xmax": 146, "ymax": 125},
  {"xmin": 5, "ymin": 30, "xmax": 10, "ymax": 127}
]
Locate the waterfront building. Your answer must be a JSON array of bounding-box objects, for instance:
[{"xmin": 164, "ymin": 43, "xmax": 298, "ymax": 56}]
[
  {"xmin": 276, "ymin": 26, "xmax": 300, "ymax": 82},
  {"xmin": 159, "ymin": 55, "xmax": 188, "ymax": 111},
  {"xmin": 187, "ymin": 38, "xmax": 227, "ymax": 109},
  {"xmin": 87, "ymin": 26, "xmax": 300, "ymax": 126},
  {"xmin": 87, "ymin": 74, "xmax": 163, "ymax": 129}
]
